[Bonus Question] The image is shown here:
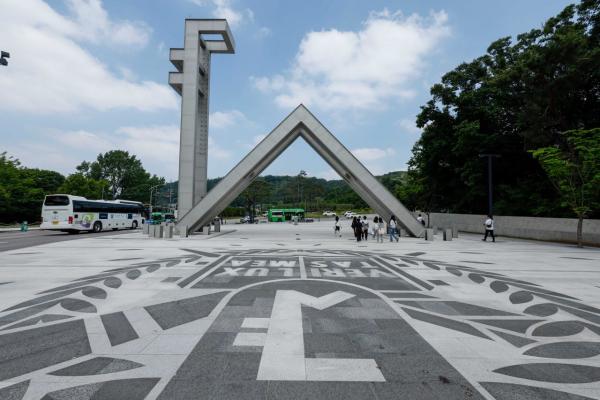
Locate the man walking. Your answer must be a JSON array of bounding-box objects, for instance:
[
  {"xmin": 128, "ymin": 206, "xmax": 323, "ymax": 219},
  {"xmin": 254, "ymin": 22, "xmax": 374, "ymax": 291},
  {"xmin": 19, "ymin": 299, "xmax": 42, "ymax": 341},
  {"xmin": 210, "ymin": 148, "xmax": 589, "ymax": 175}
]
[
  {"xmin": 362, "ymin": 216, "xmax": 369, "ymax": 241},
  {"xmin": 482, "ymin": 215, "xmax": 495, "ymax": 242}
]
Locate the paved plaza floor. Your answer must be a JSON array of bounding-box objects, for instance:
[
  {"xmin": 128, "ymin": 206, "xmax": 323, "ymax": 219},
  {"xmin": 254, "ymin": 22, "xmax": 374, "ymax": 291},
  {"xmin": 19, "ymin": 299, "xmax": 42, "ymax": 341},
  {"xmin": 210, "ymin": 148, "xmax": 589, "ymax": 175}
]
[{"xmin": 0, "ymin": 220, "xmax": 599, "ymax": 399}]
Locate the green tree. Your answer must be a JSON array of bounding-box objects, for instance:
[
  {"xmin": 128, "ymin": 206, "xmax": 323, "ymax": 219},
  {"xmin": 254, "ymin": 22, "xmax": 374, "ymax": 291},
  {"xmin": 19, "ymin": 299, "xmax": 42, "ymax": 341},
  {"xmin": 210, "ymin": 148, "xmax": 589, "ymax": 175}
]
[
  {"xmin": 240, "ymin": 178, "xmax": 271, "ymax": 221},
  {"xmin": 0, "ymin": 152, "xmax": 65, "ymax": 223},
  {"xmin": 532, "ymin": 128, "xmax": 600, "ymax": 247},
  {"xmin": 78, "ymin": 150, "xmax": 164, "ymax": 202},
  {"xmin": 408, "ymin": 0, "xmax": 600, "ymax": 217},
  {"xmin": 57, "ymin": 173, "xmax": 108, "ymax": 199}
]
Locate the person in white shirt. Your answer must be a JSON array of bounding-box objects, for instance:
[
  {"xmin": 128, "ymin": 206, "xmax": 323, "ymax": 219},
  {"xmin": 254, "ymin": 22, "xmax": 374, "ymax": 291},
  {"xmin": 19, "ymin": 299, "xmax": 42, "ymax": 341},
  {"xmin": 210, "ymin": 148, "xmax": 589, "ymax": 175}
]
[
  {"xmin": 416, "ymin": 213, "xmax": 425, "ymax": 226},
  {"xmin": 482, "ymin": 214, "xmax": 495, "ymax": 242},
  {"xmin": 389, "ymin": 215, "xmax": 399, "ymax": 242},
  {"xmin": 334, "ymin": 216, "xmax": 341, "ymax": 237}
]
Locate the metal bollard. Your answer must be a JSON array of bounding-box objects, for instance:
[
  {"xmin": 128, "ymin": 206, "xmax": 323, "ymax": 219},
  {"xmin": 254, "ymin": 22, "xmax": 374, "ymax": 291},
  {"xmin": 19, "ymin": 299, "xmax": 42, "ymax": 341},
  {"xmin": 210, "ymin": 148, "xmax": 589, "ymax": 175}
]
[
  {"xmin": 213, "ymin": 219, "xmax": 221, "ymax": 232},
  {"xmin": 164, "ymin": 225, "xmax": 174, "ymax": 239},
  {"xmin": 443, "ymin": 228, "xmax": 453, "ymax": 241},
  {"xmin": 143, "ymin": 223, "xmax": 149, "ymax": 234},
  {"xmin": 148, "ymin": 224, "xmax": 155, "ymax": 237},
  {"xmin": 425, "ymin": 228, "xmax": 434, "ymax": 241},
  {"xmin": 154, "ymin": 224, "xmax": 164, "ymax": 238}
]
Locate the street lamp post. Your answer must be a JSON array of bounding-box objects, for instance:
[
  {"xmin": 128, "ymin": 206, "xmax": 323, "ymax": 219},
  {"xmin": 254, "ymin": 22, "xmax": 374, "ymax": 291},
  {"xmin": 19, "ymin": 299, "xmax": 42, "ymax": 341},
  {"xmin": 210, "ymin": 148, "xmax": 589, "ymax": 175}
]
[
  {"xmin": 479, "ymin": 154, "xmax": 501, "ymax": 216},
  {"xmin": 149, "ymin": 184, "xmax": 165, "ymax": 215}
]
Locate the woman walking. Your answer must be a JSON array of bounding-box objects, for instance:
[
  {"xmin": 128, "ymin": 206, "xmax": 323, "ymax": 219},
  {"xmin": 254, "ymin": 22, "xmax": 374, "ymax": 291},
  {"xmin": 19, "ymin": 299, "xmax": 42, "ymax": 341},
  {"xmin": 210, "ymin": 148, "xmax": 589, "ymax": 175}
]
[
  {"xmin": 378, "ymin": 217, "xmax": 385, "ymax": 243},
  {"xmin": 389, "ymin": 215, "xmax": 399, "ymax": 242}
]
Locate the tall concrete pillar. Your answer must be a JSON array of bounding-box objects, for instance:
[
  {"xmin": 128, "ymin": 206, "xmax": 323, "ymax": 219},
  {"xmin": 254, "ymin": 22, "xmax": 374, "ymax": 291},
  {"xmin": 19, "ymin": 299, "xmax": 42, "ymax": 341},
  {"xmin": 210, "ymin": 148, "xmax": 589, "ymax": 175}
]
[{"xmin": 169, "ymin": 20, "xmax": 235, "ymax": 219}]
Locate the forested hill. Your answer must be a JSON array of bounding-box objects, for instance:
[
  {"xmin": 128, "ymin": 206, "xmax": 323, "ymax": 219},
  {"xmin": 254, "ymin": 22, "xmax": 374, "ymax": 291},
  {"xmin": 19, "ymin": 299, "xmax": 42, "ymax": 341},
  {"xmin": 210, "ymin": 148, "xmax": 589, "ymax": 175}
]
[{"xmin": 158, "ymin": 171, "xmax": 407, "ymax": 212}]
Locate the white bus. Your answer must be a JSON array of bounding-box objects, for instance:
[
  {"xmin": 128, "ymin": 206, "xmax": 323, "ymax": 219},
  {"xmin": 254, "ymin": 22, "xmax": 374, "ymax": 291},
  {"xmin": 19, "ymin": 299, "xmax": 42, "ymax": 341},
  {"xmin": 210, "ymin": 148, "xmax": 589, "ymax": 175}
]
[{"xmin": 41, "ymin": 194, "xmax": 145, "ymax": 234}]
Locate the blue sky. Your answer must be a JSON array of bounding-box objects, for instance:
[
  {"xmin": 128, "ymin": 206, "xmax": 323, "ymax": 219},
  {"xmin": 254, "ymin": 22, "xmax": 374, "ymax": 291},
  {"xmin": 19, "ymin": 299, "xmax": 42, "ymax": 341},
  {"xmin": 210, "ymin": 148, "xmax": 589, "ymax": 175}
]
[{"xmin": 0, "ymin": 0, "xmax": 574, "ymax": 181}]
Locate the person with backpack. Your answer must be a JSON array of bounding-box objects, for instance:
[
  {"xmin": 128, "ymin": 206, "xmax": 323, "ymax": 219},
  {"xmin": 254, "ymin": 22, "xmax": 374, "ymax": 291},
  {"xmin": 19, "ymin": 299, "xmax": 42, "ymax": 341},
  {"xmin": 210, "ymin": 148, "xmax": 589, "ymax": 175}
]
[
  {"xmin": 389, "ymin": 215, "xmax": 399, "ymax": 242},
  {"xmin": 482, "ymin": 215, "xmax": 495, "ymax": 242}
]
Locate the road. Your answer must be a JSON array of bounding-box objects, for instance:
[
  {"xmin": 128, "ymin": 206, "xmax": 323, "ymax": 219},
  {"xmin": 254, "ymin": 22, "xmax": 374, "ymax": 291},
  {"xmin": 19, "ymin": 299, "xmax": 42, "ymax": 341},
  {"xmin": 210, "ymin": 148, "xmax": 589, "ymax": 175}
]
[{"xmin": 0, "ymin": 228, "xmax": 137, "ymax": 252}]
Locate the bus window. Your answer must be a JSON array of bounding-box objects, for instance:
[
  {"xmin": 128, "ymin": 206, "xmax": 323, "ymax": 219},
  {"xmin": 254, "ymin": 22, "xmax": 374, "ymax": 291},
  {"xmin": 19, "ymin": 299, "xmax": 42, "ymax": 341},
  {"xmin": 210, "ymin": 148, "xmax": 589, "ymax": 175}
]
[{"xmin": 44, "ymin": 195, "xmax": 70, "ymax": 206}]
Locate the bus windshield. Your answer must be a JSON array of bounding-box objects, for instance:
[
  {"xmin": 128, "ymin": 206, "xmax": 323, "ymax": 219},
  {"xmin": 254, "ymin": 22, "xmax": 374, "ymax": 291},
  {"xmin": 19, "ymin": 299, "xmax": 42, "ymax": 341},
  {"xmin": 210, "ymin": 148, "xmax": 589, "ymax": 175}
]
[{"xmin": 44, "ymin": 195, "xmax": 70, "ymax": 206}]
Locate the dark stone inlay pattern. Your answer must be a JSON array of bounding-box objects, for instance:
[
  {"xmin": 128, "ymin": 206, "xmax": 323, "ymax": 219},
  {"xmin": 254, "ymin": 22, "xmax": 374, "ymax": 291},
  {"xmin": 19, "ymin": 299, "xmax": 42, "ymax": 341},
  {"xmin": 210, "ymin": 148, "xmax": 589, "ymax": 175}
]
[
  {"xmin": 82, "ymin": 286, "xmax": 107, "ymax": 299},
  {"xmin": 100, "ymin": 312, "xmax": 139, "ymax": 346},
  {"xmin": 509, "ymin": 290, "xmax": 535, "ymax": 304},
  {"xmin": 387, "ymin": 293, "xmax": 435, "ymax": 299},
  {"xmin": 145, "ymin": 291, "xmax": 228, "ymax": 330},
  {"xmin": 532, "ymin": 321, "xmax": 586, "ymax": 337},
  {"xmin": 423, "ymin": 262, "xmax": 440, "ymax": 270},
  {"xmin": 468, "ymin": 273, "xmax": 485, "ymax": 284},
  {"xmin": 493, "ymin": 363, "xmax": 600, "ymax": 383},
  {"xmin": 402, "ymin": 307, "xmax": 491, "ymax": 340},
  {"xmin": 1, "ymin": 314, "xmax": 72, "ymax": 331},
  {"xmin": 41, "ymin": 378, "xmax": 160, "ymax": 400},
  {"xmin": 398, "ymin": 301, "xmax": 518, "ymax": 316},
  {"xmin": 489, "ymin": 330, "xmax": 537, "ymax": 348},
  {"xmin": 125, "ymin": 270, "xmax": 141, "ymax": 280},
  {"xmin": 61, "ymin": 298, "xmax": 97, "ymax": 313},
  {"xmin": 49, "ymin": 356, "xmax": 143, "ymax": 376},
  {"xmin": 0, "ymin": 380, "xmax": 29, "ymax": 400},
  {"xmin": 405, "ymin": 252, "xmax": 425, "ymax": 256},
  {"xmin": 178, "ymin": 255, "xmax": 228, "ymax": 288},
  {"xmin": 490, "ymin": 281, "xmax": 509, "ymax": 293},
  {"xmin": 103, "ymin": 277, "xmax": 122, "ymax": 289},
  {"xmin": 0, "ymin": 320, "xmax": 91, "ymax": 380},
  {"xmin": 480, "ymin": 381, "xmax": 595, "ymax": 400},
  {"xmin": 524, "ymin": 342, "xmax": 600, "ymax": 359},
  {"xmin": 0, "ymin": 282, "xmax": 13, "ymax": 286},
  {"xmin": 159, "ymin": 280, "xmax": 485, "ymax": 400},
  {"xmin": 446, "ymin": 267, "xmax": 462, "ymax": 277},
  {"xmin": 472, "ymin": 319, "xmax": 543, "ymax": 334},
  {"xmin": 525, "ymin": 303, "xmax": 560, "ymax": 317},
  {"xmin": 428, "ymin": 280, "xmax": 449, "ymax": 286},
  {"xmin": 162, "ymin": 277, "xmax": 182, "ymax": 283}
]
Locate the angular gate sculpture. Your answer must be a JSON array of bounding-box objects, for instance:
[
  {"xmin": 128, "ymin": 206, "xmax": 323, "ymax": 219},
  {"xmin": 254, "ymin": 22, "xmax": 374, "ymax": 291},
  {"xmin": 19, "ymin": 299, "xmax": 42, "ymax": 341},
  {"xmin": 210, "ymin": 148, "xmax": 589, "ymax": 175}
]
[{"xmin": 176, "ymin": 104, "xmax": 424, "ymax": 237}]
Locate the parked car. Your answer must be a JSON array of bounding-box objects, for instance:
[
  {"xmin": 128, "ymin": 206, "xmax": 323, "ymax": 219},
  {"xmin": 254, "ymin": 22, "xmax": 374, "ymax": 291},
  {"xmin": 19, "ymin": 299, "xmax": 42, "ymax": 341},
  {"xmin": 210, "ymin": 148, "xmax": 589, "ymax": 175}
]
[
  {"xmin": 322, "ymin": 210, "xmax": 336, "ymax": 216},
  {"xmin": 240, "ymin": 216, "xmax": 252, "ymax": 224},
  {"xmin": 344, "ymin": 211, "xmax": 355, "ymax": 218}
]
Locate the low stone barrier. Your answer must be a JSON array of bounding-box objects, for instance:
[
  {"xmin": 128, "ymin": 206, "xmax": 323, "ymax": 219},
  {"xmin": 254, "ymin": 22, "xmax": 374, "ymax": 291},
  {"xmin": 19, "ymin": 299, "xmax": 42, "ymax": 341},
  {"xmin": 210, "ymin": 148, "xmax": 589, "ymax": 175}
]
[{"xmin": 419, "ymin": 213, "xmax": 600, "ymax": 246}]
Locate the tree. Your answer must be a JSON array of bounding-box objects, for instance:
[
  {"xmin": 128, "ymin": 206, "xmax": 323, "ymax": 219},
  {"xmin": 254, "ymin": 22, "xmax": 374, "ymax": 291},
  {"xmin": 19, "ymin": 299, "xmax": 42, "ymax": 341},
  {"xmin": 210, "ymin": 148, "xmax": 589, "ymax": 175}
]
[
  {"xmin": 407, "ymin": 0, "xmax": 600, "ymax": 218},
  {"xmin": 0, "ymin": 152, "xmax": 65, "ymax": 223},
  {"xmin": 531, "ymin": 128, "xmax": 600, "ymax": 247},
  {"xmin": 77, "ymin": 150, "xmax": 164, "ymax": 202},
  {"xmin": 240, "ymin": 178, "xmax": 271, "ymax": 221},
  {"xmin": 57, "ymin": 173, "xmax": 108, "ymax": 199}
]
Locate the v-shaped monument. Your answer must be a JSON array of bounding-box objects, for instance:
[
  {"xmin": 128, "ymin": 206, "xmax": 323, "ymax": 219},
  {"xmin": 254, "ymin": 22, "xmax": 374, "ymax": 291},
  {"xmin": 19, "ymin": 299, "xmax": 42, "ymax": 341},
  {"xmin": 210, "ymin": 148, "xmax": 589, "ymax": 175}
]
[{"xmin": 169, "ymin": 19, "xmax": 423, "ymax": 238}]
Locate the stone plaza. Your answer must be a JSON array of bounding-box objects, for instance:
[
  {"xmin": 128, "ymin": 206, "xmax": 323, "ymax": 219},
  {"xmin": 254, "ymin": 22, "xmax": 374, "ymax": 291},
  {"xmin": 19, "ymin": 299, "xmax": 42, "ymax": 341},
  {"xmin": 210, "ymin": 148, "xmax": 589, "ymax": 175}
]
[{"xmin": 0, "ymin": 220, "xmax": 599, "ymax": 399}]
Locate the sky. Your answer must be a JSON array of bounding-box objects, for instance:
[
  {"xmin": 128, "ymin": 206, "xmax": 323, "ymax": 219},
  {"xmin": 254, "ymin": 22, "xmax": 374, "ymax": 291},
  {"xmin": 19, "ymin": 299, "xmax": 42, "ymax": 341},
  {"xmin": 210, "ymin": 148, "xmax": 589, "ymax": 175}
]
[{"xmin": 0, "ymin": 0, "xmax": 575, "ymax": 182}]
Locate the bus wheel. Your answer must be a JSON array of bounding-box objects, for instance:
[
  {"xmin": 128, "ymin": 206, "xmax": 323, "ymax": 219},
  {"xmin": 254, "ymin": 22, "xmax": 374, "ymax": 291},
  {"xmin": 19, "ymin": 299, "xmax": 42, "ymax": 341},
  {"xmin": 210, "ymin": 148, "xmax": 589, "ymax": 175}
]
[
  {"xmin": 131, "ymin": 221, "xmax": 138, "ymax": 230},
  {"xmin": 93, "ymin": 222, "xmax": 102, "ymax": 233}
]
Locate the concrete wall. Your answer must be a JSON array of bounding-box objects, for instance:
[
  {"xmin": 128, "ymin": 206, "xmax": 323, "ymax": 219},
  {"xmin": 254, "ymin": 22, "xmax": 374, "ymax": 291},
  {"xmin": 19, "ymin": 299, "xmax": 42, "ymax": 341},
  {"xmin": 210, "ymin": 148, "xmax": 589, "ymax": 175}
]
[{"xmin": 423, "ymin": 213, "xmax": 600, "ymax": 246}]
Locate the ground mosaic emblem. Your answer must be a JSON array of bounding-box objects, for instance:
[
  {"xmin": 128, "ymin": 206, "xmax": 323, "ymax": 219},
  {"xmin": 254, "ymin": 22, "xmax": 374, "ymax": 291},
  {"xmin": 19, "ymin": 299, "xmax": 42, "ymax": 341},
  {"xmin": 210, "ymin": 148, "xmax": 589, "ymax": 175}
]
[{"xmin": 1, "ymin": 247, "xmax": 599, "ymax": 399}]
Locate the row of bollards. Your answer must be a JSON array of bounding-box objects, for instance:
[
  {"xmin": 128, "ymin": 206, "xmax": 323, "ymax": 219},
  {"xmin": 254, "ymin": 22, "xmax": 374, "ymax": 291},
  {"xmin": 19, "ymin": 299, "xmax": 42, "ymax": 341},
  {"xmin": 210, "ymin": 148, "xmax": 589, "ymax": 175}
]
[
  {"xmin": 423, "ymin": 226, "xmax": 459, "ymax": 241},
  {"xmin": 143, "ymin": 222, "xmax": 175, "ymax": 239}
]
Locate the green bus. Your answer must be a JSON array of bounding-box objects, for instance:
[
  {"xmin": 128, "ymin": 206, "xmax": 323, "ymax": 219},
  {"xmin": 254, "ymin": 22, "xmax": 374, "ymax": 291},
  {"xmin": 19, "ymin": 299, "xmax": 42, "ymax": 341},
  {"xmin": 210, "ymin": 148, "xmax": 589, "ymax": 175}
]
[{"xmin": 267, "ymin": 208, "xmax": 304, "ymax": 222}]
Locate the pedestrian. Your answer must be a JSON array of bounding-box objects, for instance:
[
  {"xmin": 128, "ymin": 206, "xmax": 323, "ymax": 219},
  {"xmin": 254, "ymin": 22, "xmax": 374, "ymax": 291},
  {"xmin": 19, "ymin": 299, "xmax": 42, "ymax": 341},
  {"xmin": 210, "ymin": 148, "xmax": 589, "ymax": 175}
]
[
  {"xmin": 362, "ymin": 216, "xmax": 369, "ymax": 241},
  {"xmin": 389, "ymin": 215, "xmax": 399, "ymax": 242},
  {"xmin": 334, "ymin": 215, "xmax": 341, "ymax": 237},
  {"xmin": 351, "ymin": 217, "xmax": 362, "ymax": 242},
  {"xmin": 417, "ymin": 213, "xmax": 425, "ymax": 226},
  {"xmin": 378, "ymin": 216, "xmax": 385, "ymax": 243},
  {"xmin": 482, "ymin": 215, "xmax": 495, "ymax": 242},
  {"xmin": 373, "ymin": 216, "xmax": 380, "ymax": 242}
]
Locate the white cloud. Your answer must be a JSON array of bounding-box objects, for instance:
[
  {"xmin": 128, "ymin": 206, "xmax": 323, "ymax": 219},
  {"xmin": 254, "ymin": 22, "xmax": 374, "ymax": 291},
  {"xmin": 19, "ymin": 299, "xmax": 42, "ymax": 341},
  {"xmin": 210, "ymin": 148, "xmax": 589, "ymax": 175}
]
[
  {"xmin": 210, "ymin": 110, "xmax": 247, "ymax": 129},
  {"xmin": 0, "ymin": 0, "xmax": 177, "ymax": 113},
  {"xmin": 397, "ymin": 118, "xmax": 421, "ymax": 135},
  {"xmin": 188, "ymin": 0, "xmax": 253, "ymax": 27},
  {"xmin": 256, "ymin": 26, "xmax": 271, "ymax": 38},
  {"xmin": 208, "ymin": 137, "xmax": 233, "ymax": 160},
  {"xmin": 352, "ymin": 147, "xmax": 396, "ymax": 162},
  {"xmin": 65, "ymin": 0, "xmax": 152, "ymax": 47},
  {"xmin": 252, "ymin": 9, "xmax": 450, "ymax": 112},
  {"xmin": 316, "ymin": 169, "xmax": 341, "ymax": 181}
]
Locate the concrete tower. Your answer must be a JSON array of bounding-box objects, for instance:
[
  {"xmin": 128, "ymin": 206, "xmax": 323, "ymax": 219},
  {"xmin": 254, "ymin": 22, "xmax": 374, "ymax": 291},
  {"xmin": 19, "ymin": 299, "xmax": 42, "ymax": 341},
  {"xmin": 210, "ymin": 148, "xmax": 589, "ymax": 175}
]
[{"xmin": 169, "ymin": 19, "xmax": 235, "ymax": 219}]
